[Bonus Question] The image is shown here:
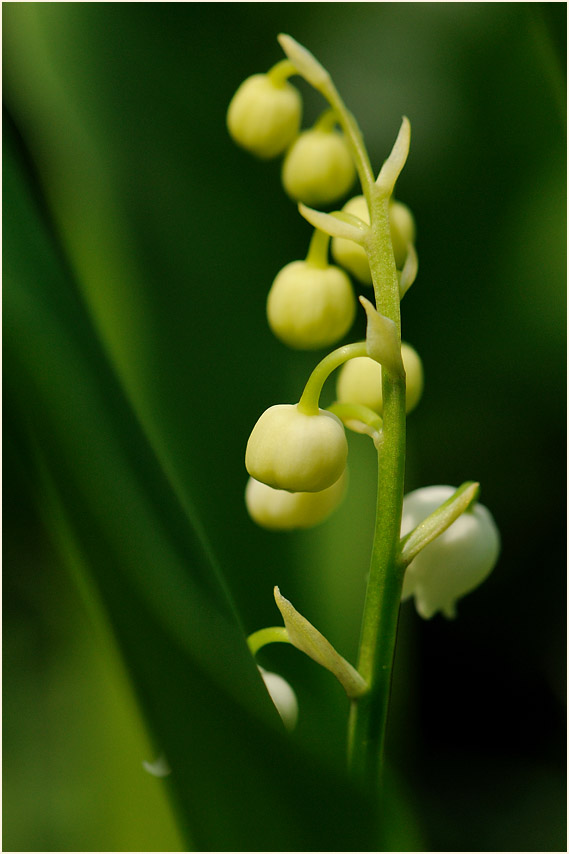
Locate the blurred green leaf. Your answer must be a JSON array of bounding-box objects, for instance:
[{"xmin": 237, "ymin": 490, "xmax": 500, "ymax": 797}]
[
  {"xmin": 3, "ymin": 3, "xmax": 565, "ymax": 851},
  {"xmin": 3, "ymin": 98, "xmax": 378, "ymax": 851}
]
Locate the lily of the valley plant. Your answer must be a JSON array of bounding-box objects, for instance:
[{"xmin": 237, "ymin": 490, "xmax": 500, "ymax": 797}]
[{"xmin": 228, "ymin": 34, "xmax": 500, "ymax": 794}]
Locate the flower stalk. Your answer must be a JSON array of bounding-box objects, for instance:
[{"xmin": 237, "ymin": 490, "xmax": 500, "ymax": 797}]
[
  {"xmin": 230, "ymin": 33, "xmax": 499, "ymax": 806},
  {"xmin": 305, "ymin": 54, "xmax": 409, "ymax": 793},
  {"xmin": 297, "ymin": 341, "xmax": 368, "ymax": 415},
  {"xmin": 276, "ymin": 33, "xmax": 409, "ymax": 792},
  {"xmin": 347, "ymin": 187, "xmax": 407, "ymax": 792}
]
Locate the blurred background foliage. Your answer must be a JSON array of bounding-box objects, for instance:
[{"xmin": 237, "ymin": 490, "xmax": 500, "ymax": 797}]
[{"xmin": 3, "ymin": 3, "xmax": 566, "ymax": 851}]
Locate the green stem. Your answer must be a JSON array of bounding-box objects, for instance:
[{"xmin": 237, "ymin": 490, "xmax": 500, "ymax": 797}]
[
  {"xmin": 348, "ymin": 189, "xmax": 407, "ymax": 793},
  {"xmin": 280, "ymin": 36, "xmax": 409, "ymax": 796},
  {"xmin": 247, "ymin": 626, "xmax": 291, "ymax": 656},
  {"xmin": 297, "ymin": 341, "xmax": 368, "ymax": 416},
  {"xmin": 327, "ymin": 402, "xmax": 382, "ymax": 433},
  {"xmin": 313, "ymin": 108, "xmax": 338, "ymax": 133},
  {"xmin": 267, "ymin": 59, "xmax": 298, "ymax": 86},
  {"xmin": 315, "ymin": 78, "xmax": 375, "ymax": 204},
  {"xmin": 305, "ymin": 228, "xmax": 330, "ymax": 269},
  {"xmin": 327, "ymin": 402, "xmax": 383, "ymax": 445}
]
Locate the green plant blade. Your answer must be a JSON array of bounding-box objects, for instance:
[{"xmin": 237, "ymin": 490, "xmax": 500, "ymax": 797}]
[{"xmin": 4, "ymin": 112, "xmax": 375, "ymax": 852}]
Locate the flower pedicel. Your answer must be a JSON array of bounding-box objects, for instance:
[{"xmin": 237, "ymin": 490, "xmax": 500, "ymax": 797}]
[{"xmin": 228, "ymin": 35, "xmax": 499, "ymax": 789}]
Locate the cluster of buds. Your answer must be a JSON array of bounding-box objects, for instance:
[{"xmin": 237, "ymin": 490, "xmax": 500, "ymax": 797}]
[
  {"xmin": 227, "ymin": 64, "xmax": 355, "ymax": 205},
  {"xmin": 228, "ymin": 55, "xmax": 362, "ymax": 355},
  {"xmin": 229, "ymin": 35, "xmax": 500, "ymax": 729},
  {"xmin": 228, "ymin": 41, "xmax": 424, "ymax": 534}
]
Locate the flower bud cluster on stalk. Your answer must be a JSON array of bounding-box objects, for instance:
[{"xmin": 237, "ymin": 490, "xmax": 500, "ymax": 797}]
[{"xmin": 227, "ymin": 35, "xmax": 499, "ymax": 731}]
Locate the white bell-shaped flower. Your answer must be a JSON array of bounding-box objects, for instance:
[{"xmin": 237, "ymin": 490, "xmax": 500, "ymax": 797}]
[
  {"xmin": 282, "ymin": 128, "xmax": 356, "ymax": 205},
  {"xmin": 245, "ymin": 470, "xmax": 347, "ymax": 530},
  {"xmin": 227, "ymin": 73, "xmax": 302, "ymax": 159},
  {"xmin": 401, "ymin": 485, "xmax": 500, "ymax": 619},
  {"xmin": 258, "ymin": 667, "xmax": 298, "ymax": 730},
  {"xmin": 267, "ymin": 260, "xmax": 355, "ymax": 350},
  {"xmin": 336, "ymin": 343, "xmax": 424, "ymax": 414},
  {"xmin": 246, "ymin": 404, "xmax": 347, "ymax": 493}
]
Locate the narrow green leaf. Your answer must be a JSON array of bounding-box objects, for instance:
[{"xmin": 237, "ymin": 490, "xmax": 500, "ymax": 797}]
[{"xmin": 4, "ymin": 111, "xmax": 376, "ymax": 852}]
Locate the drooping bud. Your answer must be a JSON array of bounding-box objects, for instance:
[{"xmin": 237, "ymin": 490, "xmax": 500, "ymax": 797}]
[
  {"xmin": 258, "ymin": 666, "xmax": 299, "ymax": 731},
  {"xmin": 267, "ymin": 260, "xmax": 355, "ymax": 350},
  {"xmin": 227, "ymin": 73, "xmax": 301, "ymax": 159},
  {"xmin": 400, "ymin": 485, "xmax": 500, "ymax": 619},
  {"xmin": 245, "ymin": 404, "xmax": 348, "ymax": 493},
  {"xmin": 245, "ymin": 470, "xmax": 347, "ymax": 530},
  {"xmin": 282, "ymin": 127, "xmax": 355, "ymax": 206},
  {"xmin": 331, "ymin": 195, "xmax": 416, "ymax": 282},
  {"xmin": 336, "ymin": 342, "xmax": 424, "ymax": 415}
]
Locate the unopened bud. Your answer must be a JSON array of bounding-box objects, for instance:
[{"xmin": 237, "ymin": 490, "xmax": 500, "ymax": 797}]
[
  {"xmin": 267, "ymin": 260, "xmax": 355, "ymax": 350},
  {"xmin": 246, "ymin": 404, "xmax": 347, "ymax": 493},
  {"xmin": 282, "ymin": 128, "xmax": 355, "ymax": 206},
  {"xmin": 227, "ymin": 73, "xmax": 301, "ymax": 159},
  {"xmin": 245, "ymin": 470, "xmax": 347, "ymax": 530},
  {"xmin": 336, "ymin": 342, "xmax": 424, "ymax": 414}
]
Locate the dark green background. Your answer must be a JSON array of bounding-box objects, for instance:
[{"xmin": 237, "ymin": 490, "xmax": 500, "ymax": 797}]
[{"xmin": 3, "ymin": 3, "xmax": 566, "ymax": 851}]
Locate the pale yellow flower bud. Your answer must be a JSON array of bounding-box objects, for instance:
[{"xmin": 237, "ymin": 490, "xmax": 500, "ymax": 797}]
[
  {"xmin": 401, "ymin": 486, "xmax": 500, "ymax": 619},
  {"xmin": 245, "ymin": 470, "xmax": 347, "ymax": 530},
  {"xmin": 336, "ymin": 343, "xmax": 424, "ymax": 414},
  {"xmin": 245, "ymin": 404, "xmax": 347, "ymax": 492},
  {"xmin": 281, "ymin": 129, "xmax": 356, "ymax": 206},
  {"xmin": 267, "ymin": 260, "xmax": 355, "ymax": 350},
  {"xmin": 331, "ymin": 195, "xmax": 416, "ymax": 282},
  {"xmin": 227, "ymin": 74, "xmax": 301, "ymax": 159}
]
